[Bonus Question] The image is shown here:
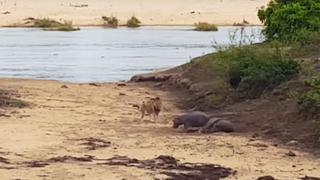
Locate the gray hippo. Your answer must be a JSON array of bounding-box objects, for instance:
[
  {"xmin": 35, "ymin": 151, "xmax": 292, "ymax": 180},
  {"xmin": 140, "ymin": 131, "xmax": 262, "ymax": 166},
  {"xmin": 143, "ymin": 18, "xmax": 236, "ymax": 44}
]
[
  {"xmin": 199, "ymin": 118, "xmax": 235, "ymax": 133},
  {"xmin": 173, "ymin": 111, "xmax": 209, "ymax": 130}
]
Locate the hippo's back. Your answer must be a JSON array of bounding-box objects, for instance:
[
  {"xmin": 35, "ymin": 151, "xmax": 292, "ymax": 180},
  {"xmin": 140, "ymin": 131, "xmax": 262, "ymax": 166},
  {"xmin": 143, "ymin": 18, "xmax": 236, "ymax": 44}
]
[{"xmin": 181, "ymin": 111, "xmax": 209, "ymax": 127}]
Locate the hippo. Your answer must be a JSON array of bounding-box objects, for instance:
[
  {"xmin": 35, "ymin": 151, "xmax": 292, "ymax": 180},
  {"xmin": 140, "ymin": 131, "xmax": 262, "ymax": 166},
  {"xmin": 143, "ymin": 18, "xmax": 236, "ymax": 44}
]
[
  {"xmin": 173, "ymin": 111, "xmax": 210, "ymax": 130},
  {"xmin": 199, "ymin": 118, "xmax": 235, "ymax": 133}
]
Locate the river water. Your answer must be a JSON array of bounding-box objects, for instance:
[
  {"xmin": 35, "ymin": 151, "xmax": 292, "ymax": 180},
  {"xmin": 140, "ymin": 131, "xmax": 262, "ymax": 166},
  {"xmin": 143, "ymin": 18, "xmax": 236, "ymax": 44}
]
[{"xmin": 0, "ymin": 26, "xmax": 262, "ymax": 82}]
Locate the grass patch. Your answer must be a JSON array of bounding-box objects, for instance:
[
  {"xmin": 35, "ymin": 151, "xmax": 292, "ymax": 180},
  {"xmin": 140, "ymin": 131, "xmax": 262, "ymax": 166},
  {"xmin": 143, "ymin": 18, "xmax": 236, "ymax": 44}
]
[
  {"xmin": 26, "ymin": 18, "xmax": 80, "ymax": 31},
  {"xmin": 102, "ymin": 16, "xmax": 119, "ymax": 28},
  {"xmin": 126, "ymin": 16, "xmax": 141, "ymax": 28},
  {"xmin": 194, "ymin": 22, "xmax": 218, "ymax": 31},
  {"xmin": 0, "ymin": 89, "xmax": 28, "ymax": 108}
]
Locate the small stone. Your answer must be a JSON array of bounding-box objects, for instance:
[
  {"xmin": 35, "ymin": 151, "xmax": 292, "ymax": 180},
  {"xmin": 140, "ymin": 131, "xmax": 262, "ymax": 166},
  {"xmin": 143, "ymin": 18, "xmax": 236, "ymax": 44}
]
[
  {"xmin": 179, "ymin": 78, "xmax": 192, "ymax": 87},
  {"xmin": 117, "ymin": 83, "xmax": 127, "ymax": 87},
  {"xmin": 89, "ymin": 83, "xmax": 100, "ymax": 87},
  {"xmin": 257, "ymin": 176, "xmax": 276, "ymax": 180},
  {"xmin": 287, "ymin": 140, "xmax": 298, "ymax": 146},
  {"xmin": 252, "ymin": 133, "xmax": 259, "ymax": 138},
  {"xmin": 154, "ymin": 82, "xmax": 163, "ymax": 87},
  {"xmin": 119, "ymin": 93, "xmax": 126, "ymax": 96},
  {"xmin": 154, "ymin": 174, "xmax": 170, "ymax": 180},
  {"xmin": 286, "ymin": 151, "xmax": 296, "ymax": 157},
  {"xmin": 61, "ymin": 85, "xmax": 68, "ymax": 88}
]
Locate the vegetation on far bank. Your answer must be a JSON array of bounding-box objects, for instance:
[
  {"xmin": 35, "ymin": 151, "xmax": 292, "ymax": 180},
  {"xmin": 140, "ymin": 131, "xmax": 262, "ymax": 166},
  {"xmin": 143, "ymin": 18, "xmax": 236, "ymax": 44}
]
[
  {"xmin": 194, "ymin": 22, "xmax": 218, "ymax": 31},
  {"xmin": 25, "ymin": 18, "xmax": 80, "ymax": 31},
  {"xmin": 126, "ymin": 16, "xmax": 141, "ymax": 28},
  {"xmin": 102, "ymin": 16, "xmax": 119, "ymax": 28}
]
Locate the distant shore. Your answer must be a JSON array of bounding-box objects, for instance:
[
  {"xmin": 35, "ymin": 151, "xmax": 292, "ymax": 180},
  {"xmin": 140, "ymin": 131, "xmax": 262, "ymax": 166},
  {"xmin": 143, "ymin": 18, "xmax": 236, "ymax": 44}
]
[{"xmin": 0, "ymin": 0, "xmax": 269, "ymax": 27}]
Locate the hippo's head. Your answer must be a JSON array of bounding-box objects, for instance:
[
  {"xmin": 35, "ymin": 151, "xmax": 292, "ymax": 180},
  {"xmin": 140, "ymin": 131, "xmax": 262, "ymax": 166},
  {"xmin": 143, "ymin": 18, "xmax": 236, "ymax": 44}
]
[{"xmin": 172, "ymin": 117, "xmax": 182, "ymax": 128}]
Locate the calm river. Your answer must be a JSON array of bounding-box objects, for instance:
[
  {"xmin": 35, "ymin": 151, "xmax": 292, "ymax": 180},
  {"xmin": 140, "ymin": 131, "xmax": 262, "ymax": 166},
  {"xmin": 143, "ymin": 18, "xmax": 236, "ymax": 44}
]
[{"xmin": 0, "ymin": 26, "xmax": 262, "ymax": 82}]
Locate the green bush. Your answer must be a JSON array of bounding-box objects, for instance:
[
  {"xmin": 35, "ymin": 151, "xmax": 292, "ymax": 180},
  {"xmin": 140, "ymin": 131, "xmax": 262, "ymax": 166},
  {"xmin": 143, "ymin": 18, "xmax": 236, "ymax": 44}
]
[
  {"xmin": 298, "ymin": 77, "xmax": 320, "ymax": 119},
  {"xmin": 126, "ymin": 16, "xmax": 141, "ymax": 28},
  {"xmin": 194, "ymin": 22, "xmax": 218, "ymax": 31},
  {"xmin": 298, "ymin": 89, "xmax": 320, "ymax": 119},
  {"xmin": 102, "ymin": 16, "xmax": 119, "ymax": 28},
  {"xmin": 258, "ymin": 0, "xmax": 320, "ymax": 43},
  {"xmin": 217, "ymin": 45, "xmax": 300, "ymax": 98}
]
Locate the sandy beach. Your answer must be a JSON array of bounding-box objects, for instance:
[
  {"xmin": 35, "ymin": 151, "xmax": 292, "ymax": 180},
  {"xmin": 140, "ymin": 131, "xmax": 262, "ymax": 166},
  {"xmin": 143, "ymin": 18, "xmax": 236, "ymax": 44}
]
[
  {"xmin": 0, "ymin": 0, "xmax": 269, "ymax": 26},
  {"xmin": 0, "ymin": 78, "xmax": 319, "ymax": 179}
]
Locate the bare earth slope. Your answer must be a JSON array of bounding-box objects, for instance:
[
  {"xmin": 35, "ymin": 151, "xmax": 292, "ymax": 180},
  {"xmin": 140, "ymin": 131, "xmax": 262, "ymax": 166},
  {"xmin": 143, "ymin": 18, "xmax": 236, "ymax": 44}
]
[
  {"xmin": 0, "ymin": 0, "xmax": 269, "ymax": 26},
  {"xmin": 0, "ymin": 78, "xmax": 319, "ymax": 179}
]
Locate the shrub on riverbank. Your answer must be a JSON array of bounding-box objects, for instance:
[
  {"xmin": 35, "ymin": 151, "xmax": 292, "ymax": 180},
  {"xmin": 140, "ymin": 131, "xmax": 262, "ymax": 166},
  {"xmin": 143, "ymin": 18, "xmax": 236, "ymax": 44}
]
[
  {"xmin": 27, "ymin": 18, "xmax": 80, "ymax": 31},
  {"xmin": 297, "ymin": 77, "xmax": 320, "ymax": 119},
  {"xmin": 102, "ymin": 16, "xmax": 119, "ymax": 28},
  {"xmin": 189, "ymin": 43, "xmax": 300, "ymax": 101},
  {"xmin": 217, "ymin": 45, "xmax": 300, "ymax": 99},
  {"xmin": 126, "ymin": 16, "xmax": 141, "ymax": 28},
  {"xmin": 194, "ymin": 22, "xmax": 218, "ymax": 31}
]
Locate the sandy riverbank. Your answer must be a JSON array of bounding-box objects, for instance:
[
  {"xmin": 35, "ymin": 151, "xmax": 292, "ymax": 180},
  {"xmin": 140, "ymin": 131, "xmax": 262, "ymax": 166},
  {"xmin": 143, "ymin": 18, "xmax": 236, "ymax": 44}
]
[
  {"xmin": 0, "ymin": 78, "xmax": 319, "ymax": 179},
  {"xmin": 0, "ymin": 0, "xmax": 269, "ymax": 27}
]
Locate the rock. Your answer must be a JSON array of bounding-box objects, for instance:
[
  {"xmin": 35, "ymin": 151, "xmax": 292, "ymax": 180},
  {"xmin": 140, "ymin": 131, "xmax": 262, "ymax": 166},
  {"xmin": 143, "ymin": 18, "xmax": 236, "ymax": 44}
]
[
  {"xmin": 189, "ymin": 84, "xmax": 200, "ymax": 92},
  {"xmin": 287, "ymin": 140, "xmax": 298, "ymax": 146},
  {"xmin": 89, "ymin": 83, "xmax": 100, "ymax": 87},
  {"xmin": 257, "ymin": 176, "xmax": 276, "ymax": 180},
  {"xmin": 117, "ymin": 83, "xmax": 127, "ymax": 87},
  {"xmin": 286, "ymin": 151, "xmax": 296, "ymax": 157},
  {"xmin": 252, "ymin": 133, "xmax": 260, "ymax": 138},
  {"xmin": 61, "ymin": 85, "xmax": 68, "ymax": 88},
  {"xmin": 179, "ymin": 78, "xmax": 192, "ymax": 87},
  {"xmin": 154, "ymin": 174, "xmax": 170, "ymax": 180},
  {"xmin": 154, "ymin": 82, "xmax": 163, "ymax": 87},
  {"xmin": 119, "ymin": 93, "xmax": 126, "ymax": 96},
  {"xmin": 301, "ymin": 176, "xmax": 320, "ymax": 180},
  {"xmin": 247, "ymin": 142, "xmax": 269, "ymax": 148},
  {"xmin": 1, "ymin": 11, "xmax": 11, "ymax": 15}
]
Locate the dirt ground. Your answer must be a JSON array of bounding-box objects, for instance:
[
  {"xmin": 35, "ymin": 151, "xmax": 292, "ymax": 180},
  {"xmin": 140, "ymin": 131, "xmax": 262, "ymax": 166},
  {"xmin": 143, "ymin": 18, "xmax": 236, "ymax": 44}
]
[{"xmin": 0, "ymin": 78, "xmax": 319, "ymax": 180}]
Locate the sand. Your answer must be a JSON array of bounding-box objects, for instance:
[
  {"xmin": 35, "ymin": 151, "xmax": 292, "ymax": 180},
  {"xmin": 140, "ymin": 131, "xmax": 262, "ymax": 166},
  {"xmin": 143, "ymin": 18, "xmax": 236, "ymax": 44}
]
[
  {"xmin": 0, "ymin": 0, "xmax": 269, "ymax": 27},
  {"xmin": 0, "ymin": 78, "xmax": 319, "ymax": 179}
]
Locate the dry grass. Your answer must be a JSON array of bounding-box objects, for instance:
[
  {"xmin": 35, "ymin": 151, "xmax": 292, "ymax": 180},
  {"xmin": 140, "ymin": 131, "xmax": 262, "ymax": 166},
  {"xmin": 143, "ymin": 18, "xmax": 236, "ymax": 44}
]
[
  {"xmin": 126, "ymin": 16, "xmax": 141, "ymax": 28},
  {"xmin": 102, "ymin": 16, "xmax": 119, "ymax": 28},
  {"xmin": 26, "ymin": 18, "xmax": 80, "ymax": 31}
]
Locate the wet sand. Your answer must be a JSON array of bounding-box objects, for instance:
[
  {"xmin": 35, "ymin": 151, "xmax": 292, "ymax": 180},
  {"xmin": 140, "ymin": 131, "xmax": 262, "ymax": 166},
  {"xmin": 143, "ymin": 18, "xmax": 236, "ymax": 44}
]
[
  {"xmin": 0, "ymin": 0, "xmax": 269, "ymax": 26},
  {"xmin": 0, "ymin": 78, "xmax": 319, "ymax": 179}
]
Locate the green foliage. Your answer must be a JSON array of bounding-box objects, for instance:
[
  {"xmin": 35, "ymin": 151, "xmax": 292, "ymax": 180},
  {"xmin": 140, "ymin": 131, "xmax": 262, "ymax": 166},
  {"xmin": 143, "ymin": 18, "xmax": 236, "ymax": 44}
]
[
  {"xmin": 297, "ymin": 76, "xmax": 320, "ymax": 121},
  {"xmin": 126, "ymin": 16, "xmax": 141, "ymax": 28},
  {"xmin": 194, "ymin": 22, "xmax": 218, "ymax": 31},
  {"xmin": 258, "ymin": 0, "xmax": 320, "ymax": 43},
  {"xmin": 304, "ymin": 77, "xmax": 320, "ymax": 88},
  {"xmin": 298, "ymin": 90, "xmax": 320, "ymax": 119},
  {"xmin": 216, "ymin": 45, "xmax": 300, "ymax": 98},
  {"xmin": 102, "ymin": 16, "xmax": 119, "ymax": 28}
]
